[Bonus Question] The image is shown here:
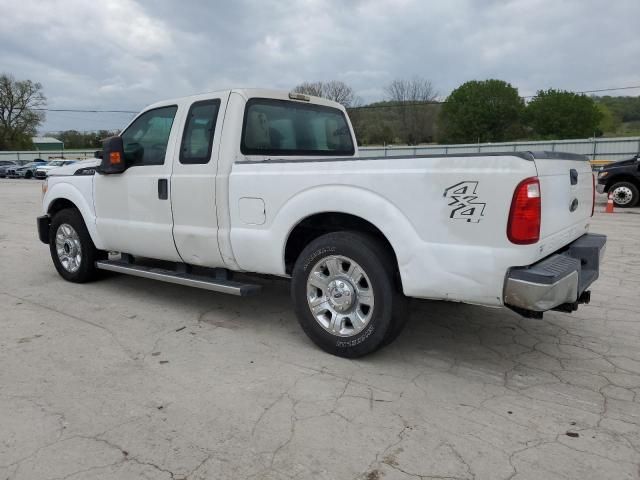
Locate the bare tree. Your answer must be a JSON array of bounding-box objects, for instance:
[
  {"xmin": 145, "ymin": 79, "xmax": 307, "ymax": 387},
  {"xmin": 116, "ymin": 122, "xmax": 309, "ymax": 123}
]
[
  {"xmin": 293, "ymin": 81, "xmax": 324, "ymax": 98},
  {"xmin": 292, "ymin": 80, "xmax": 358, "ymax": 107},
  {"xmin": 0, "ymin": 74, "xmax": 46, "ymax": 150},
  {"xmin": 384, "ymin": 77, "xmax": 438, "ymax": 104},
  {"xmin": 384, "ymin": 77, "xmax": 438, "ymax": 144}
]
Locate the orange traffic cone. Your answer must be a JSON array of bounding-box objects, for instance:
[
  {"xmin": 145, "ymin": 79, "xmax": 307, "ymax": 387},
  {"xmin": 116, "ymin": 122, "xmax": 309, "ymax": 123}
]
[{"xmin": 606, "ymin": 193, "xmax": 615, "ymax": 213}]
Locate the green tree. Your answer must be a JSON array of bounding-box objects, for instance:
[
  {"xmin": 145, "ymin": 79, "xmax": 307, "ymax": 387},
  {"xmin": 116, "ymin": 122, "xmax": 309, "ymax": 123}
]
[
  {"xmin": 438, "ymin": 79, "xmax": 524, "ymax": 143},
  {"xmin": 0, "ymin": 74, "xmax": 46, "ymax": 149},
  {"xmin": 50, "ymin": 129, "xmax": 119, "ymax": 149},
  {"xmin": 594, "ymin": 96, "xmax": 640, "ymax": 123},
  {"xmin": 525, "ymin": 89, "xmax": 602, "ymax": 139},
  {"xmin": 596, "ymin": 103, "xmax": 621, "ymax": 136}
]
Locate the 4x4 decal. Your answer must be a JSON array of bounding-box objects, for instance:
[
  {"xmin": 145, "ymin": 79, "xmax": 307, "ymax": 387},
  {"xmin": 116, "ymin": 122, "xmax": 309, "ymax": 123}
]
[{"xmin": 443, "ymin": 181, "xmax": 486, "ymax": 223}]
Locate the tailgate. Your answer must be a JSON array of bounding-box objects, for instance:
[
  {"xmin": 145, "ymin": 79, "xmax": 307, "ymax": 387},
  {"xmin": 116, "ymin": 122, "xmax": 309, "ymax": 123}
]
[{"xmin": 533, "ymin": 152, "xmax": 593, "ymax": 243}]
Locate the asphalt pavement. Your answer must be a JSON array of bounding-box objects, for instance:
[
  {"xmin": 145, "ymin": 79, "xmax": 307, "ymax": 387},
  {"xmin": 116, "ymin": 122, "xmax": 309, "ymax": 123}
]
[{"xmin": 1, "ymin": 178, "xmax": 639, "ymax": 480}]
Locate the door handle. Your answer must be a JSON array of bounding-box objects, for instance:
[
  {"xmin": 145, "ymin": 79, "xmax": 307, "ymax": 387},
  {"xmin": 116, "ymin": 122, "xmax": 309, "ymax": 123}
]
[
  {"xmin": 158, "ymin": 178, "xmax": 168, "ymax": 200},
  {"xmin": 569, "ymin": 169, "xmax": 578, "ymax": 185}
]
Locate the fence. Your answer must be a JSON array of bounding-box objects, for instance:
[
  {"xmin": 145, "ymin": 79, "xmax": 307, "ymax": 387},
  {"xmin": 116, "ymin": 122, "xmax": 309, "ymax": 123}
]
[
  {"xmin": 360, "ymin": 136, "xmax": 640, "ymax": 163},
  {"xmin": 2, "ymin": 136, "xmax": 639, "ymax": 165}
]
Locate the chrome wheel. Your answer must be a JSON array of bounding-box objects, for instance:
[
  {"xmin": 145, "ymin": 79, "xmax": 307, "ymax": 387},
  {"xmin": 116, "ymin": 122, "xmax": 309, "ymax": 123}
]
[
  {"xmin": 55, "ymin": 223, "xmax": 82, "ymax": 273},
  {"xmin": 306, "ymin": 255, "xmax": 374, "ymax": 337},
  {"xmin": 612, "ymin": 186, "xmax": 633, "ymax": 206}
]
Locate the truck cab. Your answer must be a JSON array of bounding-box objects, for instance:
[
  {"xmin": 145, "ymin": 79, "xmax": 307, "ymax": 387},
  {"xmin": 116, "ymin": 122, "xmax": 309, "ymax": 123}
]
[{"xmin": 89, "ymin": 89, "xmax": 356, "ymax": 267}]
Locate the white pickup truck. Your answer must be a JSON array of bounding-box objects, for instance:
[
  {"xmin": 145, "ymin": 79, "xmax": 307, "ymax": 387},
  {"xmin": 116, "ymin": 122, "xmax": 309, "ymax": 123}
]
[{"xmin": 37, "ymin": 89, "xmax": 606, "ymax": 357}]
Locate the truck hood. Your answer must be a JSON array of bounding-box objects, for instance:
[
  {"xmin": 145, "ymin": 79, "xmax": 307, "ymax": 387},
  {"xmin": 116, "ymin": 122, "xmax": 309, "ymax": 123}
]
[
  {"xmin": 48, "ymin": 159, "xmax": 100, "ymax": 176},
  {"xmin": 601, "ymin": 156, "xmax": 639, "ymax": 170}
]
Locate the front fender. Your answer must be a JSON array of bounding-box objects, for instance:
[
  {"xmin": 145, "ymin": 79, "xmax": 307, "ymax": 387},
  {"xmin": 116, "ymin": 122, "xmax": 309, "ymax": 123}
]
[{"xmin": 43, "ymin": 180, "xmax": 102, "ymax": 248}]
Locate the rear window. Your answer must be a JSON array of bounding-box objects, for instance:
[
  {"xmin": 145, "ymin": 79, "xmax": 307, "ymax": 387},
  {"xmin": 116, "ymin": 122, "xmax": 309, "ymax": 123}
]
[{"xmin": 241, "ymin": 98, "xmax": 354, "ymax": 157}]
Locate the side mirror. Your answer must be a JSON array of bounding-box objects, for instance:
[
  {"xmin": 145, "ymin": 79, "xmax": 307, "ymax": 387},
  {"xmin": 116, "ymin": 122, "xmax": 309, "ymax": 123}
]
[{"xmin": 98, "ymin": 136, "xmax": 126, "ymax": 174}]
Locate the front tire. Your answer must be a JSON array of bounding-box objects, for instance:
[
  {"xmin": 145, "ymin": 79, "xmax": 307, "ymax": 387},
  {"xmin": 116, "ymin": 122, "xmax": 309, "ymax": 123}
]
[
  {"xmin": 609, "ymin": 181, "xmax": 639, "ymax": 208},
  {"xmin": 24, "ymin": 170, "xmax": 33, "ymax": 179},
  {"xmin": 291, "ymin": 232, "xmax": 405, "ymax": 358},
  {"xmin": 49, "ymin": 208, "xmax": 102, "ymax": 282}
]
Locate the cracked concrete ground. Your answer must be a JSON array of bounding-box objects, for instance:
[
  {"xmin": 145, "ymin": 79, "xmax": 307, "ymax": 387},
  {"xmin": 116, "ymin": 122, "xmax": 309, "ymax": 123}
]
[{"xmin": 1, "ymin": 178, "xmax": 639, "ymax": 480}]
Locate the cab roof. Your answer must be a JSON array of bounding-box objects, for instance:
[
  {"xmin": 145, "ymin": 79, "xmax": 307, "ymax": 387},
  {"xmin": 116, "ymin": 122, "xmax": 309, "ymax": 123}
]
[{"xmin": 144, "ymin": 88, "xmax": 346, "ymax": 113}]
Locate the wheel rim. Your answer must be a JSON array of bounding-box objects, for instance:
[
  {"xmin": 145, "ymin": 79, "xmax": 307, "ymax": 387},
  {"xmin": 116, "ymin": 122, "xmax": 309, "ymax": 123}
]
[
  {"xmin": 55, "ymin": 223, "xmax": 82, "ymax": 273},
  {"xmin": 306, "ymin": 255, "xmax": 375, "ymax": 337},
  {"xmin": 612, "ymin": 186, "xmax": 633, "ymax": 205}
]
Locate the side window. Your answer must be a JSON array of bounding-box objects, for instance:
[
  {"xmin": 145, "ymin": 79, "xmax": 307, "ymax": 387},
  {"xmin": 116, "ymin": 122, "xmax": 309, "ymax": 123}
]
[
  {"xmin": 179, "ymin": 99, "xmax": 221, "ymax": 164},
  {"xmin": 121, "ymin": 105, "xmax": 177, "ymax": 166},
  {"xmin": 241, "ymin": 99, "xmax": 355, "ymax": 157}
]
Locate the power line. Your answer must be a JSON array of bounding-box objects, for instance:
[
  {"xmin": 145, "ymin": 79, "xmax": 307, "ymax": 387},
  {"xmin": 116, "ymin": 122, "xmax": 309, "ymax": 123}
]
[
  {"xmin": 347, "ymin": 101, "xmax": 445, "ymax": 110},
  {"xmin": 521, "ymin": 84, "xmax": 640, "ymax": 99},
  {"xmin": 28, "ymin": 83, "xmax": 640, "ymax": 114},
  {"xmin": 33, "ymin": 108, "xmax": 138, "ymax": 113}
]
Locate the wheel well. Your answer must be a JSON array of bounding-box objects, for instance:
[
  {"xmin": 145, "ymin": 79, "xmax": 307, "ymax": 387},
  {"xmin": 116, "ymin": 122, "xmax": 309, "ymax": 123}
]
[
  {"xmin": 284, "ymin": 212, "xmax": 399, "ymax": 275},
  {"xmin": 48, "ymin": 198, "xmax": 78, "ymax": 217},
  {"xmin": 607, "ymin": 175, "xmax": 640, "ymax": 191}
]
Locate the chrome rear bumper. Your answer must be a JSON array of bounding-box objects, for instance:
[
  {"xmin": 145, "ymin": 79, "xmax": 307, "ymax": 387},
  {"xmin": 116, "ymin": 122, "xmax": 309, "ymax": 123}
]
[{"xmin": 504, "ymin": 233, "xmax": 606, "ymax": 314}]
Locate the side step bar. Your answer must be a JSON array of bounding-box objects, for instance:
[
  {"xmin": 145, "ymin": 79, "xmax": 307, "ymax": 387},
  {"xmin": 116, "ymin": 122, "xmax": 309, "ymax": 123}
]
[{"xmin": 95, "ymin": 260, "xmax": 261, "ymax": 296}]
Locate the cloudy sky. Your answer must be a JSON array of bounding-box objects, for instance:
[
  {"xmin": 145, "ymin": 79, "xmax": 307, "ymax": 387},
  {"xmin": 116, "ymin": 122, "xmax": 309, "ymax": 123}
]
[{"xmin": 1, "ymin": 0, "xmax": 638, "ymax": 132}]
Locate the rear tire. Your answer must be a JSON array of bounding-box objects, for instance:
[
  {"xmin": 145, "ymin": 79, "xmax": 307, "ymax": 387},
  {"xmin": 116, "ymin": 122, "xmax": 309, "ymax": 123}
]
[
  {"xmin": 609, "ymin": 181, "xmax": 639, "ymax": 208},
  {"xmin": 291, "ymin": 231, "xmax": 407, "ymax": 358},
  {"xmin": 49, "ymin": 208, "xmax": 102, "ymax": 282}
]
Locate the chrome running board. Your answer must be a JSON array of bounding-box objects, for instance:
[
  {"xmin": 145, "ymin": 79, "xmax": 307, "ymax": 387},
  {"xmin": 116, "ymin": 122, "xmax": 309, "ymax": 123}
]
[{"xmin": 95, "ymin": 260, "xmax": 261, "ymax": 296}]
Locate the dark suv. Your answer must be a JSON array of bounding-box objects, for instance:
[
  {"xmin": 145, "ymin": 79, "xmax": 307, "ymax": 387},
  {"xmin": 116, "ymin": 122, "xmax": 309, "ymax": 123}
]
[{"xmin": 596, "ymin": 154, "xmax": 640, "ymax": 208}]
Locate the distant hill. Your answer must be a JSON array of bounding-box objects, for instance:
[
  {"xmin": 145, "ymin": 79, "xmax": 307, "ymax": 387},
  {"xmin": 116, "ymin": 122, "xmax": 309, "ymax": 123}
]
[{"xmin": 593, "ymin": 96, "xmax": 640, "ymax": 136}]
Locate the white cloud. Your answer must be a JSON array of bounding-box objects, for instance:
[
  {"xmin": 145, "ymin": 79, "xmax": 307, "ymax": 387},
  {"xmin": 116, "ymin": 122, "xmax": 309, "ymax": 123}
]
[{"xmin": 0, "ymin": 0, "xmax": 638, "ymax": 131}]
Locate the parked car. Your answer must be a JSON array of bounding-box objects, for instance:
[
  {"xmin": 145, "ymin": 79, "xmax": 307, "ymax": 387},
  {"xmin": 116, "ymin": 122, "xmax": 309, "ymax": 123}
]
[
  {"xmin": 34, "ymin": 160, "xmax": 77, "ymax": 179},
  {"xmin": 37, "ymin": 89, "xmax": 606, "ymax": 357},
  {"xmin": 596, "ymin": 154, "xmax": 640, "ymax": 207},
  {"xmin": 0, "ymin": 160, "xmax": 19, "ymax": 178},
  {"xmin": 7, "ymin": 160, "xmax": 48, "ymax": 179}
]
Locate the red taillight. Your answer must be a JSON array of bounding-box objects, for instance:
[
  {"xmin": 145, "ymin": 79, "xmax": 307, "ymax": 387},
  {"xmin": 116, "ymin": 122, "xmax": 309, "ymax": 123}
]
[
  {"xmin": 591, "ymin": 173, "xmax": 595, "ymax": 217},
  {"xmin": 507, "ymin": 177, "xmax": 541, "ymax": 245}
]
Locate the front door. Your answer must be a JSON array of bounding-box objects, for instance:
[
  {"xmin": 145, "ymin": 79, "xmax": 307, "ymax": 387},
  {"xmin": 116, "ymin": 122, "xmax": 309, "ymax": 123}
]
[{"xmin": 94, "ymin": 105, "xmax": 182, "ymax": 261}]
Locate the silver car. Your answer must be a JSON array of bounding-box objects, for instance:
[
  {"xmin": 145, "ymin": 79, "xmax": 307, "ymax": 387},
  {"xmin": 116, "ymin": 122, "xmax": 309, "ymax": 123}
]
[
  {"xmin": 7, "ymin": 160, "xmax": 48, "ymax": 179},
  {"xmin": 34, "ymin": 160, "xmax": 77, "ymax": 179}
]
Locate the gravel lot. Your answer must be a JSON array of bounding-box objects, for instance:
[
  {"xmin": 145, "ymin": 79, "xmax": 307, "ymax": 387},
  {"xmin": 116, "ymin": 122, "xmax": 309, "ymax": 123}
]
[{"xmin": 1, "ymin": 178, "xmax": 639, "ymax": 480}]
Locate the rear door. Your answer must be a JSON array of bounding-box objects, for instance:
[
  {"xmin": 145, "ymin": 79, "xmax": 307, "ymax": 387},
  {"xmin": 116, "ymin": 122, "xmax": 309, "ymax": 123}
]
[
  {"xmin": 170, "ymin": 93, "xmax": 228, "ymax": 267},
  {"xmin": 534, "ymin": 154, "xmax": 593, "ymax": 244}
]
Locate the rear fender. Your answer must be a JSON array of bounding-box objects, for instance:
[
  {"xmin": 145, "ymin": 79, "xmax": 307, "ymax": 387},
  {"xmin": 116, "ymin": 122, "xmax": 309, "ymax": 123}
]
[{"xmin": 232, "ymin": 185, "xmax": 419, "ymax": 286}]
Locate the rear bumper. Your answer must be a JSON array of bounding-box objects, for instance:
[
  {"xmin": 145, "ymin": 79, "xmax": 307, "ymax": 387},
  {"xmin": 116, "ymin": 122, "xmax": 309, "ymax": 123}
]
[
  {"xmin": 37, "ymin": 215, "xmax": 50, "ymax": 244},
  {"xmin": 504, "ymin": 233, "xmax": 606, "ymax": 312}
]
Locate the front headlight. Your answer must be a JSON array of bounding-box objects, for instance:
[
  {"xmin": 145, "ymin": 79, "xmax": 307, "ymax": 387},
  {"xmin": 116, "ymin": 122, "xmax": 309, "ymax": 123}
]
[{"xmin": 598, "ymin": 171, "xmax": 609, "ymax": 178}]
